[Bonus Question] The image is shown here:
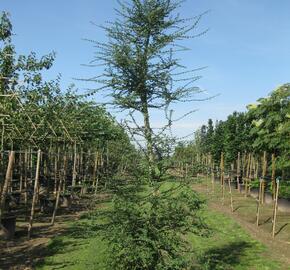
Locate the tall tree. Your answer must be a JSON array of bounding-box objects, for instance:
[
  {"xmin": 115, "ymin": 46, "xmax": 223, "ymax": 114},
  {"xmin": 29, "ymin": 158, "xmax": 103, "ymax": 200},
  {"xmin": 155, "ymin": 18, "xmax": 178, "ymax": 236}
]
[
  {"xmin": 89, "ymin": 0, "xmax": 207, "ymax": 174},
  {"xmin": 204, "ymin": 118, "xmax": 214, "ymax": 153},
  {"xmin": 88, "ymin": 1, "xmax": 208, "ymax": 269},
  {"xmin": 248, "ymin": 84, "xmax": 290, "ymax": 174}
]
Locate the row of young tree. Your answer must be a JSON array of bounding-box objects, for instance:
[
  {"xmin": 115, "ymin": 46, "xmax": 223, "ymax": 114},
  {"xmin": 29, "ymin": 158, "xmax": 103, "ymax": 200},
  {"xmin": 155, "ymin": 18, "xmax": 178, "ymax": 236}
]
[
  {"xmin": 0, "ymin": 10, "xmax": 138, "ymax": 240},
  {"xmin": 176, "ymin": 84, "xmax": 290, "ymax": 179},
  {"xmin": 0, "ymin": 11, "xmax": 132, "ymax": 154},
  {"xmin": 1, "ymin": 1, "xmax": 210, "ymax": 268}
]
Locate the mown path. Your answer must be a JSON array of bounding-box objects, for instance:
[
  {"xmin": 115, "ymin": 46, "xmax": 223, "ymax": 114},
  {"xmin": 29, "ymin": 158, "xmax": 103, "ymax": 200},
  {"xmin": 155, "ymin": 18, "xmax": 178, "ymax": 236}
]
[{"xmin": 191, "ymin": 177, "xmax": 290, "ymax": 269}]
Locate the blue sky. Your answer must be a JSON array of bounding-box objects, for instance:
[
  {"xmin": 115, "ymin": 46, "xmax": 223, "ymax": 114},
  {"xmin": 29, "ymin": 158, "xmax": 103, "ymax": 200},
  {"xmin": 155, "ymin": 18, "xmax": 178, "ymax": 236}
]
[{"xmin": 1, "ymin": 0, "xmax": 290, "ymax": 138}]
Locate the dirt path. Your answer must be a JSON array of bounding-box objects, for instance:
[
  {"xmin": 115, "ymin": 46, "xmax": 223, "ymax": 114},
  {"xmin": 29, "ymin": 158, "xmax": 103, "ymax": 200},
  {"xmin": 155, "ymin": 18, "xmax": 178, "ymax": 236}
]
[
  {"xmin": 0, "ymin": 215, "xmax": 79, "ymax": 270},
  {"xmin": 193, "ymin": 182, "xmax": 290, "ymax": 268}
]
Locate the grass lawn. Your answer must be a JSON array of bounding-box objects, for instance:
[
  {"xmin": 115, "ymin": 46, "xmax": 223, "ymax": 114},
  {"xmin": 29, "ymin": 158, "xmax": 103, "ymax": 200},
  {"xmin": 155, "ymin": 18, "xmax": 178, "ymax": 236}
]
[
  {"xmin": 37, "ymin": 185, "xmax": 282, "ymax": 270},
  {"xmin": 189, "ymin": 209, "xmax": 280, "ymax": 270}
]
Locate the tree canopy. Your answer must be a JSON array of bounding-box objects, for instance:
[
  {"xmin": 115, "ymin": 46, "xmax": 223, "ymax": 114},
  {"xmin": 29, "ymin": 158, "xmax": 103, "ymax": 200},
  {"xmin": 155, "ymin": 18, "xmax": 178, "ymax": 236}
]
[{"xmin": 180, "ymin": 84, "xmax": 290, "ymax": 177}]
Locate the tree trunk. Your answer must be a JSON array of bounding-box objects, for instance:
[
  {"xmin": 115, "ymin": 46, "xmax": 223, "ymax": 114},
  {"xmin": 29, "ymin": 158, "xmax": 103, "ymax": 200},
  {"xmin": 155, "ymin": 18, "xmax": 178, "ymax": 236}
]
[
  {"xmin": 141, "ymin": 99, "xmax": 154, "ymax": 172},
  {"xmin": 72, "ymin": 142, "xmax": 77, "ymax": 187},
  {"xmin": 19, "ymin": 151, "xmax": 23, "ymax": 193},
  {"xmin": 24, "ymin": 150, "xmax": 28, "ymax": 205},
  {"xmin": 92, "ymin": 152, "xmax": 98, "ymax": 187}
]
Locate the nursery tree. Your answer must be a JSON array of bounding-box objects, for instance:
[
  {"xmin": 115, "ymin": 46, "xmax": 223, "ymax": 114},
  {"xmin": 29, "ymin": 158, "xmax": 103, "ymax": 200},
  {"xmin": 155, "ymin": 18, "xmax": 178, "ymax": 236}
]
[
  {"xmin": 0, "ymin": 11, "xmax": 55, "ymax": 150},
  {"xmin": 0, "ymin": 11, "xmax": 134, "ymax": 177},
  {"xmin": 89, "ymin": 0, "xmax": 207, "ymax": 173},
  {"xmin": 222, "ymin": 112, "xmax": 250, "ymax": 165},
  {"xmin": 204, "ymin": 119, "xmax": 214, "ymax": 153},
  {"xmin": 248, "ymin": 84, "xmax": 290, "ymax": 174},
  {"xmin": 183, "ymin": 84, "xmax": 289, "ymax": 179},
  {"xmin": 90, "ymin": 0, "xmax": 208, "ymax": 269}
]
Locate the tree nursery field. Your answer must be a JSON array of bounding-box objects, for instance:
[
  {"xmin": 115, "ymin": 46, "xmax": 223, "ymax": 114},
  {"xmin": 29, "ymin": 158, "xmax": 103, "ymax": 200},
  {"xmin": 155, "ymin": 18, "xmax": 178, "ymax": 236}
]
[{"xmin": 0, "ymin": 1, "xmax": 289, "ymax": 270}]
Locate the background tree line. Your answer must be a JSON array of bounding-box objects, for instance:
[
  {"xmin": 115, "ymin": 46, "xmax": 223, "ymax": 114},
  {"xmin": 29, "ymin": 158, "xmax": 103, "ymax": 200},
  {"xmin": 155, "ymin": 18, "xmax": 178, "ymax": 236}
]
[{"xmin": 176, "ymin": 84, "xmax": 290, "ymax": 179}]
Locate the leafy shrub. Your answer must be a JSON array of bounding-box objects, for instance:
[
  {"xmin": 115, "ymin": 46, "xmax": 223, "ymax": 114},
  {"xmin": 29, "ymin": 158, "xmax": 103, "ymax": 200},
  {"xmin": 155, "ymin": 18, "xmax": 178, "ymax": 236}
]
[
  {"xmin": 98, "ymin": 182, "xmax": 207, "ymax": 270},
  {"xmin": 277, "ymin": 180, "xmax": 290, "ymax": 199}
]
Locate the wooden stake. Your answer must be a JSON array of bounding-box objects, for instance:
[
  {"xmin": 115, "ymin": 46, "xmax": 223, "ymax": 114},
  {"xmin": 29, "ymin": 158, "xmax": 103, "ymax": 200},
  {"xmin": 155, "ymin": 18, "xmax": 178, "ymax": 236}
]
[
  {"xmin": 262, "ymin": 152, "xmax": 267, "ymax": 177},
  {"xmin": 220, "ymin": 152, "xmax": 224, "ymax": 186},
  {"xmin": 35, "ymin": 151, "xmax": 42, "ymax": 204},
  {"xmin": 24, "ymin": 150, "xmax": 28, "ymax": 205},
  {"xmin": 261, "ymin": 151, "xmax": 267, "ymax": 204},
  {"xmin": 242, "ymin": 152, "xmax": 247, "ymax": 177},
  {"xmin": 256, "ymin": 178, "xmax": 263, "ymax": 226},
  {"xmin": 255, "ymin": 160, "xmax": 259, "ymax": 179},
  {"xmin": 249, "ymin": 155, "xmax": 254, "ymax": 179},
  {"xmin": 51, "ymin": 155, "xmax": 67, "ymax": 226},
  {"xmin": 248, "ymin": 155, "xmax": 254, "ymax": 194},
  {"xmin": 53, "ymin": 150, "xmax": 58, "ymax": 195},
  {"xmin": 105, "ymin": 145, "xmax": 109, "ymax": 187},
  {"xmin": 271, "ymin": 154, "xmax": 276, "ymax": 199},
  {"xmin": 92, "ymin": 152, "xmax": 98, "ymax": 187},
  {"xmin": 272, "ymin": 178, "xmax": 280, "ymax": 238},
  {"xmin": 237, "ymin": 152, "xmax": 241, "ymax": 192},
  {"xmin": 0, "ymin": 151, "xmax": 15, "ymax": 220},
  {"xmin": 72, "ymin": 142, "xmax": 77, "ymax": 187},
  {"xmin": 30, "ymin": 148, "xmax": 33, "ymax": 185},
  {"xmin": 211, "ymin": 160, "xmax": 215, "ymax": 193},
  {"xmin": 94, "ymin": 152, "xmax": 100, "ymax": 194},
  {"xmin": 220, "ymin": 152, "xmax": 225, "ymax": 204},
  {"xmin": 19, "ymin": 151, "xmax": 23, "ymax": 193},
  {"xmin": 80, "ymin": 149, "xmax": 83, "ymax": 180},
  {"xmin": 246, "ymin": 153, "xmax": 251, "ymax": 178},
  {"xmin": 28, "ymin": 149, "xmax": 41, "ymax": 238},
  {"xmin": 228, "ymin": 175, "xmax": 234, "ymax": 212},
  {"xmin": 245, "ymin": 153, "xmax": 251, "ymax": 197}
]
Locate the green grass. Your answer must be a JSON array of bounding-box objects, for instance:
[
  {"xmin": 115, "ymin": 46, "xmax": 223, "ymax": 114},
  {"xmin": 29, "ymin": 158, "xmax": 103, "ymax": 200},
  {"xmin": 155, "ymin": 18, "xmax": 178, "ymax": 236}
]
[
  {"xmin": 36, "ymin": 216, "xmax": 108, "ymax": 270},
  {"xmin": 189, "ymin": 208, "xmax": 280, "ymax": 270},
  {"xmin": 37, "ymin": 188, "xmax": 282, "ymax": 270}
]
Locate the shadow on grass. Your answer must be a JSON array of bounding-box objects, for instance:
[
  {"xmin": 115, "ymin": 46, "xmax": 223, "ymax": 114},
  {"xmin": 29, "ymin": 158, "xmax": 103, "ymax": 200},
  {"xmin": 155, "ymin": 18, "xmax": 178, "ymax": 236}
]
[
  {"xmin": 233, "ymin": 205, "xmax": 245, "ymax": 212},
  {"xmin": 261, "ymin": 217, "xmax": 272, "ymax": 225},
  {"xmin": 32, "ymin": 210, "xmax": 109, "ymax": 268},
  {"xmin": 275, "ymin": 223, "xmax": 288, "ymax": 236},
  {"xmin": 198, "ymin": 241, "xmax": 253, "ymax": 270},
  {"xmin": 0, "ymin": 192, "xmax": 111, "ymax": 270},
  {"xmin": 33, "ymin": 237, "xmax": 90, "ymax": 269}
]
